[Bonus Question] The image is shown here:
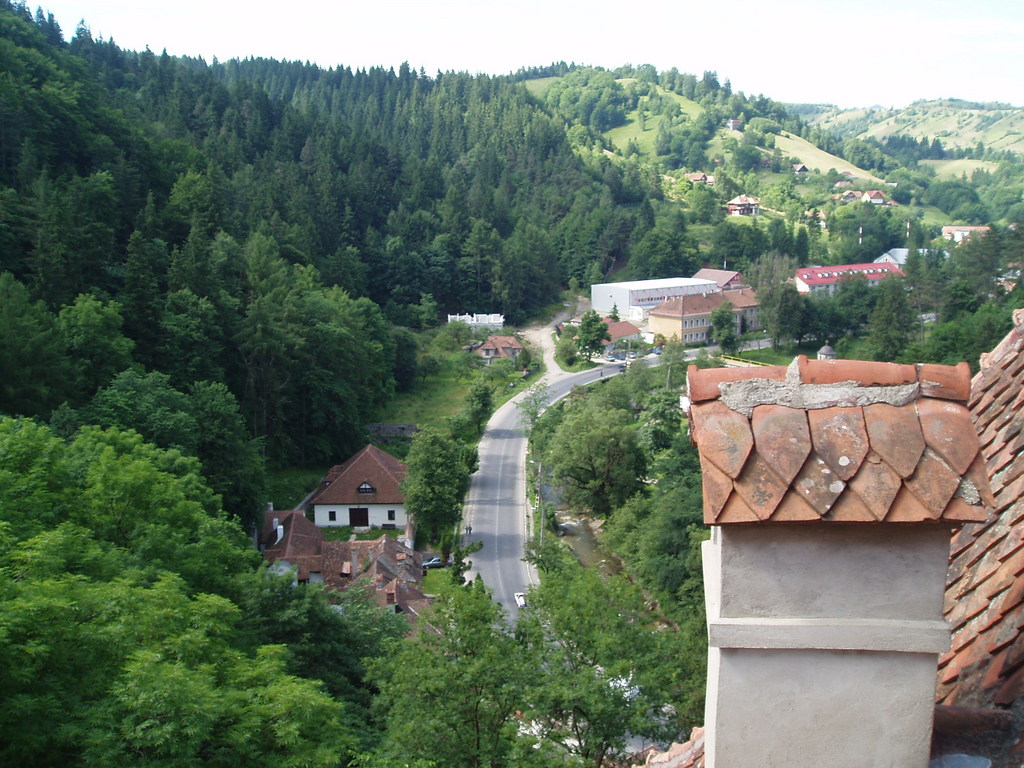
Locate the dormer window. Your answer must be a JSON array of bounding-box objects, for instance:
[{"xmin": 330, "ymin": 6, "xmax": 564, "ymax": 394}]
[{"xmin": 358, "ymin": 482, "xmax": 374, "ymax": 494}]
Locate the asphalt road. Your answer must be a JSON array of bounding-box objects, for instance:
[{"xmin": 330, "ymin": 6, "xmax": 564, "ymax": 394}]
[{"xmin": 462, "ymin": 358, "xmax": 627, "ymax": 621}]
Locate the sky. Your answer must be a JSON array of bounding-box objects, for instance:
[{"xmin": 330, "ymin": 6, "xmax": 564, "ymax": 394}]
[{"xmin": 35, "ymin": 0, "xmax": 1024, "ymax": 109}]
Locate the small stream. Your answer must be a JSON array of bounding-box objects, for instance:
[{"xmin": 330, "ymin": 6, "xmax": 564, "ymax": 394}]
[{"xmin": 556, "ymin": 513, "xmax": 621, "ymax": 575}]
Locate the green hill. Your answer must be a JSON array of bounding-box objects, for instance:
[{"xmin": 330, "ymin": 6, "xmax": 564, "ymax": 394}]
[
  {"xmin": 774, "ymin": 132, "xmax": 883, "ymax": 183},
  {"xmin": 806, "ymin": 99, "xmax": 1024, "ymax": 156}
]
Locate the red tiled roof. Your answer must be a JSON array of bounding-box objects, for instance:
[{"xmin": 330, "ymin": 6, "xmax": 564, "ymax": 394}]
[
  {"xmin": 727, "ymin": 195, "xmax": 759, "ymax": 205},
  {"xmin": 795, "ymin": 263, "xmax": 904, "ymax": 287},
  {"xmin": 310, "ymin": 444, "xmax": 407, "ymax": 506},
  {"xmin": 650, "ymin": 288, "xmax": 758, "ymax": 320},
  {"xmin": 688, "ymin": 356, "xmax": 992, "ymax": 525},
  {"xmin": 477, "ymin": 335, "xmax": 523, "ymax": 358},
  {"xmin": 939, "ymin": 308, "xmax": 1024, "ymax": 708},
  {"xmin": 692, "ymin": 268, "xmax": 745, "ymax": 289},
  {"xmin": 262, "ymin": 510, "xmax": 328, "ymax": 580},
  {"xmin": 602, "ymin": 318, "xmax": 641, "ymax": 341}
]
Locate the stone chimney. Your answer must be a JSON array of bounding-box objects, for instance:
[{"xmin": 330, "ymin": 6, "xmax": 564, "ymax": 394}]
[{"xmin": 688, "ymin": 357, "xmax": 992, "ymax": 768}]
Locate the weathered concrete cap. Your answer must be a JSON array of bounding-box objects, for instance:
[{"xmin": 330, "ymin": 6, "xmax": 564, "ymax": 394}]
[{"xmin": 688, "ymin": 357, "xmax": 992, "ymax": 525}]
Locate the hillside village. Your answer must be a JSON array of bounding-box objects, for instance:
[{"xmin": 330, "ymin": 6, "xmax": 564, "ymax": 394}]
[{"xmin": 5, "ymin": 4, "xmax": 1024, "ymax": 767}]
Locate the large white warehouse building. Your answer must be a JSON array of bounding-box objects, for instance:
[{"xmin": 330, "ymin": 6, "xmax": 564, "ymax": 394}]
[{"xmin": 591, "ymin": 278, "xmax": 718, "ymax": 321}]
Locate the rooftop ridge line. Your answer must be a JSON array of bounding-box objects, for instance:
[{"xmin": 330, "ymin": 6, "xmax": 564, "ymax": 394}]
[{"xmin": 718, "ymin": 358, "xmax": 921, "ymax": 417}]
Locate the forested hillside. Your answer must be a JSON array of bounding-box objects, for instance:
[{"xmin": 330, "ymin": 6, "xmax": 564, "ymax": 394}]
[{"xmin": 0, "ymin": 3, "xmax": 666, "ymax": 505}]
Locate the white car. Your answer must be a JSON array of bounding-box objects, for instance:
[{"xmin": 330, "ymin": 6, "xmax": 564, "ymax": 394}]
[{"xmin": 514, "ymin": 592, "xmax": 528, "ymax": 609}]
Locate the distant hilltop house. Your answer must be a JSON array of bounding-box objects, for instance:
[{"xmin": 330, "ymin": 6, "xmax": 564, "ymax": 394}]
[
  {"xmin": 647, "ymin": 288, "xmax": 760, "ymax": 345},
  {"xmin": 308, "ymin": 444, "xmax": 409, "ymax": 534},
  {"xmin": 725, "ymin": 118, "xmax": 741, "ymax": 131},
  {"xmin": 861, "ymin": 189, "xmax": 886, "ymax": 205},
  {"xmin": 792, "ymin": 163, "xmax": 809, "ymax": 174},
  {"xmin": 476, "ymin": 335, "xmax": 523, "ymax": 365},
  {"xmin": 260, "ymin": 511, "xmax": 430, "ymax": 619},
  {"xmin": 942, "ymin": 224, "xmax": 991, "ymax": 243},
  {"xmin": 794, "ymin": 263, "xmax": 905, "ymax": 295},
  {"xmin": 726, "ymin": 195, "xmax": 760, "ymax": 216},
  {"xmin": 591, "ymin": 277, "xmax": 718, "ymax": 321},
  {"xmin": 684, "ymin": 171, "xmax": 715, "ymax": 186},
  {"xmin": 446, "ymin": 312, "xmax": 504, "ymax": 331}
]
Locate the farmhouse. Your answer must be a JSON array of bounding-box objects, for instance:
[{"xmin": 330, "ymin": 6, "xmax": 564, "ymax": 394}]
[
  {"xmin": 309, "ymin": 444, "xmax": 409, "ymax": 532},
  {"xmin": 794, "ymin": 263, "xmax": 904, "ymax": 295},
  {"xmin": 476, "ymin": 335, "xmax": 523, "ymax": 364},
  {"xmin": 726, "ymin": 195, "xmax": 760, "ymax": 216}
]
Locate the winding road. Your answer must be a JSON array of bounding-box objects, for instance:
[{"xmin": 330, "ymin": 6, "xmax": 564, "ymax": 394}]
[{"xmin": 462, "ymin": 321, "xmax": 626, "ymax": 620}]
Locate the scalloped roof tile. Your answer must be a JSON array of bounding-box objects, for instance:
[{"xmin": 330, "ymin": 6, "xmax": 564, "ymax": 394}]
[{"xmin": 687, "ymin": 356, "xmax": 989, "ymax": 525}]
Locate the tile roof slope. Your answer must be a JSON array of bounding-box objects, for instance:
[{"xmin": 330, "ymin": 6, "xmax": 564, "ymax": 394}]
[
  {"xmin": 310, "ymin": 444, "xmax": 407, "ymax": 505},
  {"xmin": 261, "ymin": 510, "xmax": 326, "ymax": 580},
  {"xmin": 643, "ymin": 728, "xmax": 705, "ymax": 767},
  {"xmin": 795, "ymin": 263, "xmax": 905, "ymax": 287},
  {"xmin": 649, "ymin": 289, "xmax": 758, "ymax": 319},
  {"xmin": 687, "ymin": 356, "xmax": 992, "ymax": 525},
  {"xmin": 940, "ymin": 308, "xmax": 1024, "ymax": 710}
]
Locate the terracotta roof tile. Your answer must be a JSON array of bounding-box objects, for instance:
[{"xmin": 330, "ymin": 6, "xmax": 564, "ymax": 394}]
[
  {"xmin": 689, "ymin": 400, "xmax": 753, "ymax": 478},
  {"xmin": 687, "ymin": 357, "xmax": 990, "ymax": 526},
  {"xmin": 864, "ymin": 403, "xmax": 925, "ymax": 478},
  {"xmin": 918, "ymin": 399, "xmax": 979, "ymax": 474},
  {"xmin": 687, "ymin": 365, "xmax": 788, "ymax": 404},
  {"xmin": 940, "ymin": 308, "xmax": 1024, "ymax": 709},
  {"xmin": 808, "ymin": 406, "xmax": 869, "ymax": 481},
  {"xmin": 918, "ymin": 362, "xmax": 972, "ymax": 401},
  {"xmin": 733, "ymin": 452, "xmax": 791, "ymax": 521},
  {"xmin": 751, "ymin": 404, "xmax": 811, "ymax": 485}
]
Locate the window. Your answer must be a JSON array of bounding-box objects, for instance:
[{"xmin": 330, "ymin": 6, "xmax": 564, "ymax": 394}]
[
  {"xmin": 388, "ymin": 510, "xmax": 396, "ymax": 521},
  {"xmin": 358, "ymin": 482, "xmax": 374, "ymax": 494},
  {"xmin": 328, "ymin": 510, "xmax": 337, "ymax": 522}
]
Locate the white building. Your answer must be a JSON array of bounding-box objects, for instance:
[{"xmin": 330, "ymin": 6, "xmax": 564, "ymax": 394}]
[
  {"xmin": 308, "ymin": 445, "xmax": 408, "ymax": 531},
  {"xmin": 446, "ymin": 313, "xmax": 505, "ymax": 331},
  {"xmin": 591, "ymin": 277, "xmax": 718, "ymax": 321}
]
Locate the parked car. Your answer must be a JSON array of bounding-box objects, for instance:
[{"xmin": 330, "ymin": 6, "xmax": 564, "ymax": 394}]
[
  {"xmin": 422, "ymin": 556, "xmax": 450, "ymax": 569},
  {"xmin": 514, "ymin": 592, "xmax": 528, "ymax": 609}
]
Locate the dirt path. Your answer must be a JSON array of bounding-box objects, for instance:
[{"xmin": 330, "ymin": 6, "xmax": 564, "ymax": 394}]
[{"xmin": 520, "ymin": 296, "xmax": 589, "ymax": 384}]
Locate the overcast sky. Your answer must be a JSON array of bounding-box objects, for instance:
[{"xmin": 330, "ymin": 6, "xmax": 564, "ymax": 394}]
[{"xmin": 36, "ymin": 0, "xmax": 1024, "ymax": 109}]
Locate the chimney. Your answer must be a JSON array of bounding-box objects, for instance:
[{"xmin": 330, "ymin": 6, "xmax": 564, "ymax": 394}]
[{"xmin": 688, "ymin": 357, "xmax": 992, "ymax": 768}]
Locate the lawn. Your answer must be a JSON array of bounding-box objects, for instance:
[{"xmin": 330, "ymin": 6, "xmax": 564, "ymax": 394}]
[
  {"xmin": 774, "ymin": 132, "xmax": 883, "ymax": 184},
  {"xmin": 380, "ymin": 373, "xmax": 471, "ymax": 429}
]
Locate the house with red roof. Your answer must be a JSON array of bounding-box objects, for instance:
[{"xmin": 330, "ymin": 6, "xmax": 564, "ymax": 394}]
[
  {"xmin": 602, "ymin": 318, "xmax": 642, "ymax": 352},
  {"xmin": 308, "ymin": 444, "xmax": 408, "ymax": 531},
  {"xmin": 260, "ymin": 510, "xmax": 431, "ymax": 620},
  {"xmin": 794, "ymin": 262, "xmax": 904, "ymax": 295},
  {"xmin": 476, "ymin": 335, "xmax": 523, "ymax": 365},
  {"xmin": 861, "ymin": 189, "xmax": 886, "ymax": 204}
]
